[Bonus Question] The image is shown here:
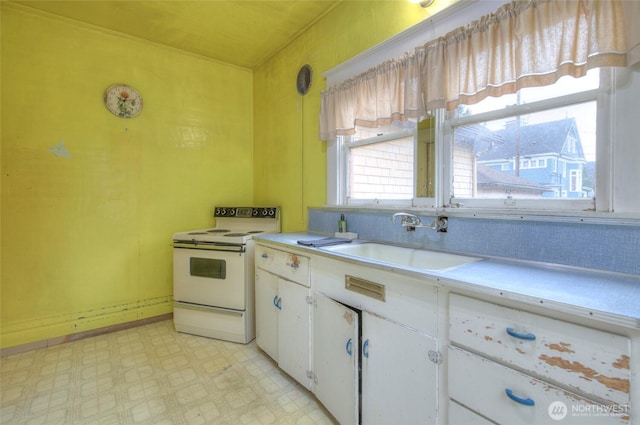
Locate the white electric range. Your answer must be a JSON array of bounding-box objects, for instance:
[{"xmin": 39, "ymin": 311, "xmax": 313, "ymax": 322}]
[{"xmin": 172, "ymin": 206, "xmax": 280, "ymax": 343}]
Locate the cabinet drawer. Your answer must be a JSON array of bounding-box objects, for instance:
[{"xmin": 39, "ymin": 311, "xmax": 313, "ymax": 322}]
[
  {"xmin": 256, "ymin": 245, "xmax": 310, "ymax": 286},
  {"xmin": 449, "ymin": 346, "xmax": 629, "ymax": 425},
  {"xmin": 449, "ymin": 294, "xmax": 630, "ymax": 406},
  {"xmin": 448, "ymin": 399, "xmax": 495, "ymax": 425}
]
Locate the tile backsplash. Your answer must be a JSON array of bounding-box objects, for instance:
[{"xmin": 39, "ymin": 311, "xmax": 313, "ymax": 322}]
[{"xmin": 308, "ymin": 208, "xmax": 640, "ymax": 275}]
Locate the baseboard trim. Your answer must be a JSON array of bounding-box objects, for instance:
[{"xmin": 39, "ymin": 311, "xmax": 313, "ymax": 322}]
[{"xmin": 0, "ymin": 313, "xmax": 173, "ymax": 357}]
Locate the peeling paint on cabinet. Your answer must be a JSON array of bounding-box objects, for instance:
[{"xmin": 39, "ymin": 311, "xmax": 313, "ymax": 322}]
[
  {"xmin": 449, "ymin": 294, "xmax": 631, "ymax": 406},
  {"xmin": 539, "ymin": 354, "xmax": 630, "ymax": 394}
]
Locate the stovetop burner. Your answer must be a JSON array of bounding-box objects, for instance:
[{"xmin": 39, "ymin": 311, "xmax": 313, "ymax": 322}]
[{"xmin": 173, "ymin": 206, "xmax": 280, "ymax": 245}]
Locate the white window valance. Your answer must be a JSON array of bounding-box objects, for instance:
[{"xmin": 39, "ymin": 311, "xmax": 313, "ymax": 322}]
[{"xmin": 319, "ymin": 0, "xmax": 640, "ymax": 142}]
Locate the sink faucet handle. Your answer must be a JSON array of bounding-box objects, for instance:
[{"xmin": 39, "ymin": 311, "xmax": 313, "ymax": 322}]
[{"xmin": 430, "ymin": 216, "xmax": 448, "ymax": 232}]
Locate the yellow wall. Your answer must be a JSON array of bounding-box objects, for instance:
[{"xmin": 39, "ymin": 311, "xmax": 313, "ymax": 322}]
[
  {"xmin": 253, "ymin": 0, "xmax": 456, "ymax": 231},
  {"xmin": 1, "ymin": 4, "xmax": 254, "ymax": 348},
  {"xmin": 1, "ymin": 0, "xmax": 457, "ymax": 349}
]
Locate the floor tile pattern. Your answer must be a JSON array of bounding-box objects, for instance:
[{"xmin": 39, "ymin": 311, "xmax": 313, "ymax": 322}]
[{"xmin": 1, "ymin": 320, "xmax": 337, "ymax": 425}]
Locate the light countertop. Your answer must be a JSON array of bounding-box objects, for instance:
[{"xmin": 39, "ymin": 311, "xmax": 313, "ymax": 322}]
[{"xmin": 255, "ymin": 232, "xmax": 640, "ymax": 330}]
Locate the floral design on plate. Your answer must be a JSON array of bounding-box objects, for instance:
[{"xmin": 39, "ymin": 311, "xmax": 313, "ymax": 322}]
[{"xmin": 104, "ymin": 84, "xmax": 143, "ymax": 118}]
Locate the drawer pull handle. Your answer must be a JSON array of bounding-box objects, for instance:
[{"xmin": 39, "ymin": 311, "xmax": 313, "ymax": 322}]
[
  {"xmin": 363, "ymin": 339, "xmax": 370, "ymax": 358},
  {"xmin": 505, "ymin": 388, "xmax": 535, "ymax": 406},
  {"xmin": 345, "ymin": 338, "xmax": 353, "ymax": 356},
  {"xmin": 261, "ymin": 253, "xmax": 268, "ymax": 258},
  {"xmin": 506, "ymin": 327, "xmax": 536, "ymax": 341},
  {"xmin": 290, "ymin": 263, "xmax": 299, "ymax": 269},
  {"xmin": 273, "ymin": 296, "xmax": 282, "ymax": 310}
]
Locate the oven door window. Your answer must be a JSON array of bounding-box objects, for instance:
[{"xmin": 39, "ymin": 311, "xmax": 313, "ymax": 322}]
[{"xmin": 190, "ymin": 257, "xmax": 226, "ymax": 279}]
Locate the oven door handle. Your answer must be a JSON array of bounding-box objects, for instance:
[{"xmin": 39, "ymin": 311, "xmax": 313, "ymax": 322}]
[{"xmin": 173, "ymin": 242, "xmax": 245, "ymax": 253}]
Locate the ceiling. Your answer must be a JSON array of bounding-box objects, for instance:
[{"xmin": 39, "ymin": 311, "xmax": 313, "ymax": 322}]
[{"xmin": 14, "ymin": 0, "xmax": 342, "ymax": 69}]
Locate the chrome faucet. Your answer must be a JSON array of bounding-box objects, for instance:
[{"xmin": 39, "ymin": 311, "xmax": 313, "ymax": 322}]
[
  {"xmin": 430, "ymin": 216, "xmax": 448, "ymax": 233},
  {"xmin": 391, "ymin": 212, "xmax": 427, "ymax": 231},
  {"xmin": 392, "ymin": 212, "xmax": 448, "ymax": 232}
]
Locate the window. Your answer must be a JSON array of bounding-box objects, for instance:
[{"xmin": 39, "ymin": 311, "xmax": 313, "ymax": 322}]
[
  {"xmin": 446, "ymin": 69, "xmax": 602, "ymax": 208},
  {"xmin": 520, "ymin": 159, "xmax": 546, "ymax": 169},
  {"xmin": 570, "ymin": 169, "xmax": 582, "ymax": 193},
  {"xmin": 337, "ymin": 69, "xmax": 608, "ymax": 209},
  {"xmin": 340, "ymin": 122, "xmax": 417, "ymax": 205},
  {"xmin": 338, "ymin": 117, "xmax": 437, "ymax": 206},
  {"xmin": 333, "ymin": 68, "xmax": 620, "ymax": 211},
  {"xmin": 323, "ymin": 1, "xmax": 638, "ymax": 212}
]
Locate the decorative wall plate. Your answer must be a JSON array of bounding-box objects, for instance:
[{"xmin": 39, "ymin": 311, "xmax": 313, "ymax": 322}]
[{"xmin": 104, "ymin": 84, "xmax": 143, "ymax": 118}]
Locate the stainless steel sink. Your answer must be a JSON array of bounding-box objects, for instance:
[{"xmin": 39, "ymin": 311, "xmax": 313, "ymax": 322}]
[{"xmin": 322, "ymin": 242, "xmax": 480, "ymax": 271}]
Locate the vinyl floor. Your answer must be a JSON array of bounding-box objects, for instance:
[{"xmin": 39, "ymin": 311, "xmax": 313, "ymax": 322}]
[{"xmin": 0, "ymin": 320, "xmax": 336, "ymax": 425}]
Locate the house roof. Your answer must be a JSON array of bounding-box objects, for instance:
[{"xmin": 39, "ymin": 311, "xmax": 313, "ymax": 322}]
[
  {"xmin": 475, "ymin": 117, "xmax": 583, "ymax": 161},
  {"xmin": 476, "ymin": 164, "xmax": 547, "ymax": 192}
]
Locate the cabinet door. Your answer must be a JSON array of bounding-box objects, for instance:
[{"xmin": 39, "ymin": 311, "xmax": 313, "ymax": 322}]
[
  {"xmin": 278, "ymin": 279, "xmax": 312, "ymax": 390},
  {"xmin": 362, "ymin": 312, "xmax": 438, "ymax": 425},
  {"xmin": 255, "ymin": 269, "xmax": 278, "ymax": 361},
  {"xmin": 313, "ymin": 292, "xmax": 359, "ymax": 425}
]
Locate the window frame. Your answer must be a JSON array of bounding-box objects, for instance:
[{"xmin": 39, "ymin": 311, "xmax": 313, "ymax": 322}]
[
  {"xmin": 323, "ymin": 1, "xmax": 638, "ymax": 216},
  {"xmin": 442, "ymin": 72, "xmax": 611, "ymax": 211},
  {"xmin": 338, "ymin": 128, "xmax": 417, "ymax": 207},
  {"xmin": 329, "ymin": 69, "xmax": 616, "ymax": 214}
]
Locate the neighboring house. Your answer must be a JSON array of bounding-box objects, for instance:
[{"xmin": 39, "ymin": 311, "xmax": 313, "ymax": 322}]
[
  {"xmin": 476, "ymin": 164, "xmax": 547, "ymax": 199},
  {"xmin": 475, "ymin": 118, "xmax": 591, "ymax": 198}
]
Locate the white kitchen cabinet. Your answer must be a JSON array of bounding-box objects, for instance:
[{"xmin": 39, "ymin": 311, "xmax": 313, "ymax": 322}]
[
  {"xmin": 311, "ymin": 292, "xmax": 439, "ymax": 425},
  {"xmin": 255, "ymin": 238, "xmax": 638, "ymax": 425},
  {"xmin": 449, "ymin": 346, "xmax": 628, "ymax": 424},
  {"xmin": 254, "ymin": 269, "xmax": 278, "ymax": 360},
  {"xmin": 308, "ymin": 255, "xmax": 441, "ymax": 424},
  {"xmin": 277, "ymin": 277, "xmax": 311, "ymax": 389},
  {"xmin": 255, "ymin": 244, "xmax": 312, "ymax": 390},
  {"xmin": 255, "ymin": 244, "xmax": 310, "ymax": 284},
  {"xmin": 448, "ymin": 293, "xmax": 631, "ymax": 424},
  {"xmin": 449, "ymin": 293, "xmax": 631, "ymax": 406},
  {"xmin": 361, "ymin": 311, "xmax": 438, "ymax": 425},
  {"xmin": 448, "ymin": 399, "xmax": 496, "ymax": 425},
  {"xmin": 312, "ymin": 292, "xmax": 359, "ymax": 425}
]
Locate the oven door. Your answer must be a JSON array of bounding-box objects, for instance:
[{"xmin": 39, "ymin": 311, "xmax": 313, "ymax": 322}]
[{"xmin": 173, "ymin": 245, "xmax": 246, "ymax": 310}]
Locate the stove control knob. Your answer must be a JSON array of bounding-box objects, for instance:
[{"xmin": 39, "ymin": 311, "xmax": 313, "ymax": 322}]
[
  {"xmin": 215, "ymin": 208, "xmax": 221, "ymax": 216},
  {"xmin": 221, "ymin": 208, "xmax": 227, "ymax": 216},
  {"xmin": 229, "ymin": 208, "xmax": 236, "ymax": 216},
  {"xmin": 268, "ymin": 208, "xmax": 275, "ymax": 216},
  {"xmin": 252, "ymin": 209, "xmax": 259, "ymax": 216},
  {"xmin": 262, "ymin": 209, "xmax": 268, "ymax": 216}
]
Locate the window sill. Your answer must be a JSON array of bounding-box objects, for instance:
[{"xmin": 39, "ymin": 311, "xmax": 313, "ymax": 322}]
[{"xmin": 319, "ymin": 205, "xmax": 640, "ymax": 226}]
